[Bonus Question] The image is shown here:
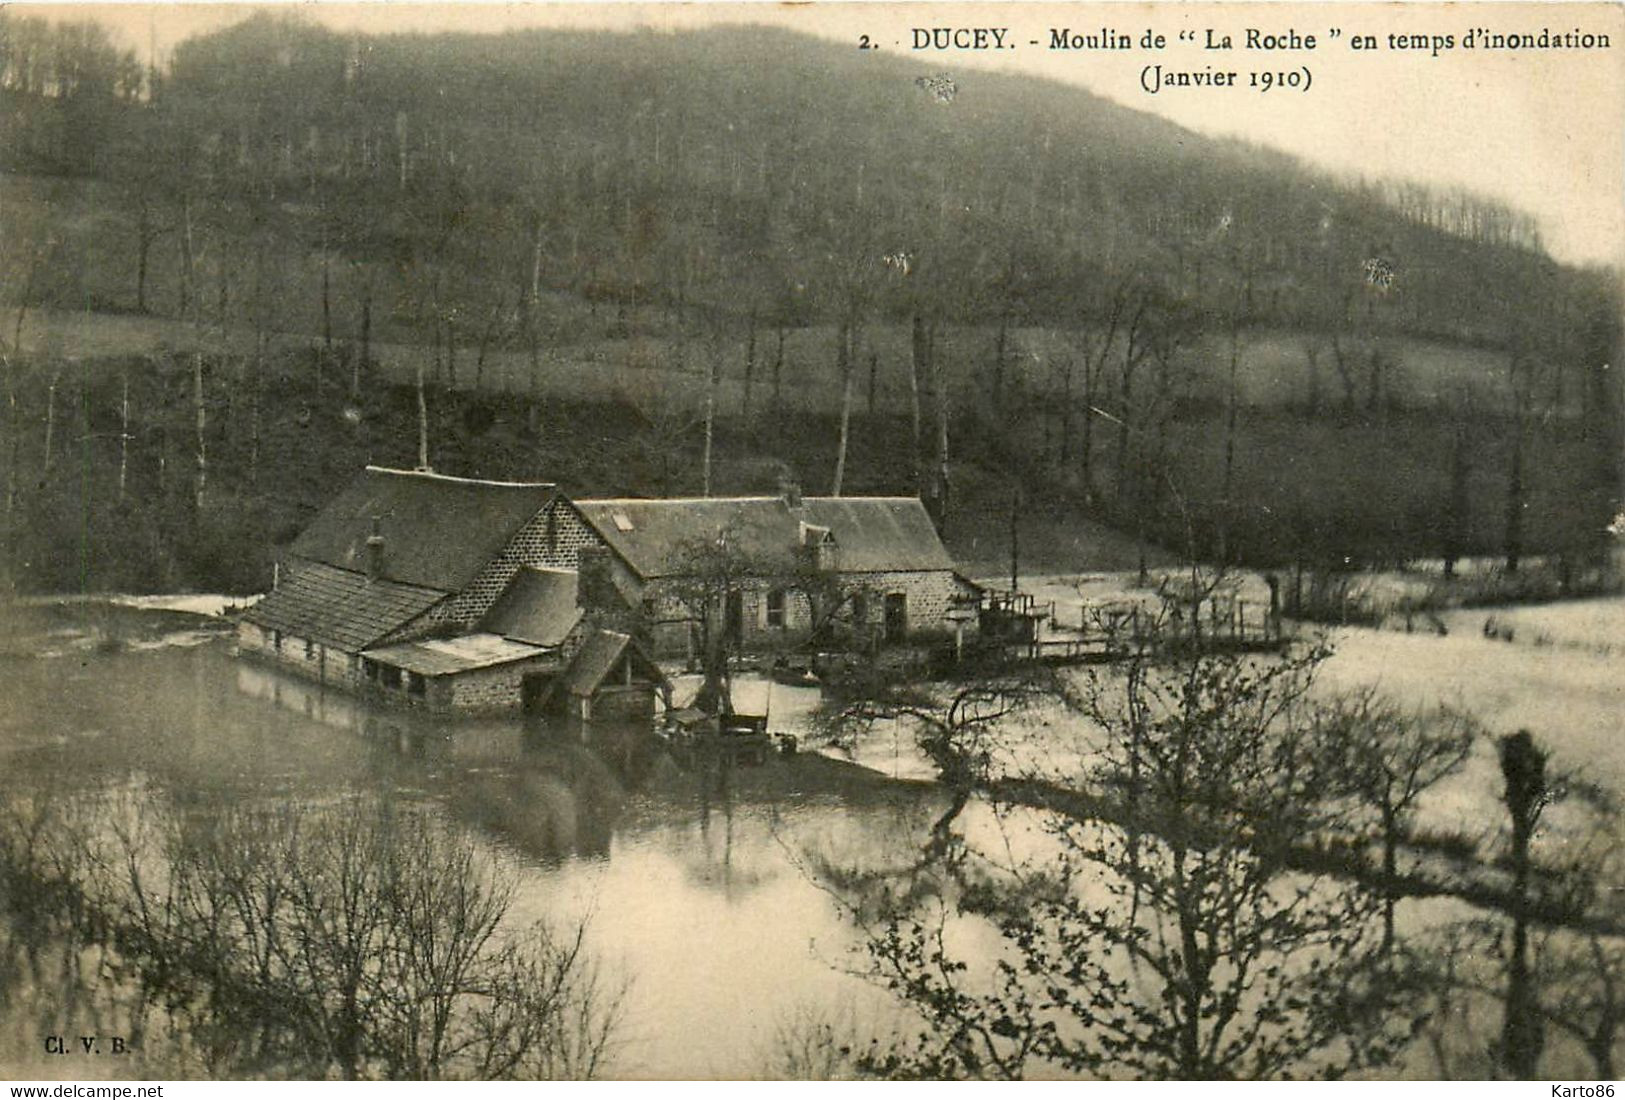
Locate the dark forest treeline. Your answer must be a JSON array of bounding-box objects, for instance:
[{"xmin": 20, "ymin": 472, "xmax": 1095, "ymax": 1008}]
[{"xmin": 0, "ymin": 11, "xmax": 1601, "ymax": 343}]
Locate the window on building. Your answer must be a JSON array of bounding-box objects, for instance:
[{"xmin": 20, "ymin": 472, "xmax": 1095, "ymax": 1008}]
[
  {"xmin": 407, "ymin": 672, "xmax": 427, "ymax": 697},
  {"xmin": 304, "ymin": 639, "xmax": 316, "ymax": 660},
  {"xmin": 362, "ymin": 658, "xmax": 379, "ymax": 681},
  {"xmin": 272, "ymin": 630, "xmax": 282, "ymax": 653},
  {"xmin": 766, "ymin": 588, "xmax": 787, "ymax": 629},
  {"xmin": 380, "ymin": 665, "xmax": 402, "ymax": 689}
]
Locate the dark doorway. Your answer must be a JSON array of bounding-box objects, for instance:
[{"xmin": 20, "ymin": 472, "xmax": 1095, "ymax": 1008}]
[
  {"xmin": 884, "ymin": 593, "xmax": 908, "ymax": 643},
  {"xmin": 521, "ymin": 672, "xmax": 555, "ymax": 715}
]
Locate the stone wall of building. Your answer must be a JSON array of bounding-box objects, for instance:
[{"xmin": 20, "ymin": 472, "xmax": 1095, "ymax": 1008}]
[
  {"xmin": 236, "ymin": 621, "xmax": 366, "ymax": 689},
  {"xmin": 422, "ymin": 501, "xmax": 608, "ymax": 632},
  {"xmin": 639, "ymin": 568, "xmax": 972, "ymax": 658},
  {"xmin": 444, "ymin": 655, "xmax": 560, "ymax": 714}
]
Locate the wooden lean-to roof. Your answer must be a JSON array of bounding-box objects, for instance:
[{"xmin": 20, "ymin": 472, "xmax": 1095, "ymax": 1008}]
[
  {"xmin": 558, "ymin": 629, "xmax": 669, "ymax": 698},
  {"xmin": 479, "ymin": 567, "xmax": 583, "ymax": 648},
  {"xmin": 362, "ymin": 633, "xmax": 550, "ymax": 676}
]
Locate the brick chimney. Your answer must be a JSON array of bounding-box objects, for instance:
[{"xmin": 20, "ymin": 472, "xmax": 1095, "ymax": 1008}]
[
  {"xmin": 779, "ymin": 474, "xmax": 803, "ymax": 511},
  {"xmin": 365, "ymin": 516, "xmax": 386, "ymax": 582}
]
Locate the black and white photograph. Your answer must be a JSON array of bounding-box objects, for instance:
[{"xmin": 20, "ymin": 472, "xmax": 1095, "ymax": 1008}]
[{"xmin": 0, "ymin": 0, "xmax": 1621, "ymax": 1083}]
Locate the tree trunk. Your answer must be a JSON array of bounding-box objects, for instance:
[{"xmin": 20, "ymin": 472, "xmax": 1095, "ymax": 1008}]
[
  {"xmin": 250, "ymin": 338, "xmax": 262, "ymax": 488},
  {"xmin": 1081, "ymin": 363, "xmax": 1096, "ymax": 500},
  {"xmin": 702, "ymin": 351, "xmax": 718, "ymax": 498},
  {"xmin": 179, "ymin": 193, "xmax": 195, "ymax": 321},
  {"xmin": 1444, "ymin": 416, "xmax": 1471, "ymax": 577},
  {"xmin": 136, "ymin": 202, "xmax": 152, "ymax": 314},
  {"xmin": 773, "ymin": 326, "xmax": 786, "ymax": 434},
  {"xmin": 1009, "ymin": 493, "xmax": 1019, "ymax": 593},
  {"xmin": 444, "ymin": 314, "xmax": 458, "ymax": 390},
  {"xmin": 993, "ymin": 314, "xmax": 1008, "ymax": 410},
  {"xmin": 1367, "ymin": 343, "xmax": 1385, "ymax": 414},
  {"xmin": 416, "ymin": 354, "xmax": 430, "ymax": 472},
  {"xmin": 3, "ymin": 356, "xmax": 15, "ymax": 582},
  {"xmin": 531, "ymin": 216, "xmax": 545, "ymax": 305},
  {"xmin": 1500, "ymin": 731, "xmax": 1547, "ymax": 1079},
  {"xmin": 1115, "ymin": 382, "xmax": 1134, "ymax": 504},
  {"xmin": 396, "ymin": 111, "xmax": 409, "ymax": 192},
  {"xmin": 118, "ymin": 367, "xmax": 129, "ymax": 503},
  {"xmin": 742, "ymin": 314, "xmax": 756, "ymax": 418},
  {"xmin": 1505, "ymin": 362, "xmax": 1527, "ymax": 574},
  {"xmin": 909, "ymin": 313, "xmax": 926, "ymax": 489},
  {"xmin": 1174, "ymin": 850, "xmax": 1208, "ymax": 1077},
  {"xmin": 322, "ymin": 254, "xmax": 333, "ymax": 354},
  {"xmin": 933, "ymin": 322, "xmax": 951, "ymax": 532},
  {"xmin": 1331, "ymin": 335, "xmax": 1358, "ymax": 413},
  {"xmin": 1381, "ymin": 803, "xmax": 1398, "ymax": 954},
  {"xmin": 355, "ymin": 287, "xmax": 370, "ymax": 399},
  {"xmin": 527, "ymin": 278, "xmax": 542, "ymax": 400},
  {"xmin": 475, "ymin": 292, "xmax": 501, "ymax": 392},
  {"xmin": 192, "ymin": 352, "xmax": 206, "ymax": 512},
  {"xmin": 832, "ymin": 319, "xmax": 855, "ymax": 497},
  {"xmin": 1303, "ymin": 343, "xmax": 1322, "ymax": 416},
  {"xmin": 216, "ymin": 258, "xmax": 229, "ymax": 332},
  {"xmin": 1060, "ymin": 359, "xmax": 1074, "ymax": 465},
  {"xmin": 1218, "ymin": 318, "xmax": 1241, "ymax": 565}
]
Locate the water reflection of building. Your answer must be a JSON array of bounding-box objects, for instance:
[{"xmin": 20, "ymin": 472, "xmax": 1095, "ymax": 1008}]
[{"xmin": 236, "ymin": 660, "xmax": 370, "ymax": 733}]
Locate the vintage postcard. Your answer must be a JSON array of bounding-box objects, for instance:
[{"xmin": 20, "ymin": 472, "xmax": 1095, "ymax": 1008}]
[{"xmin": 0, "ymin": 0, "xmax": 1621, "ymax": 1085}]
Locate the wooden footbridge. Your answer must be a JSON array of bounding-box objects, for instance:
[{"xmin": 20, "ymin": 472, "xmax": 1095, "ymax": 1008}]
[{"xmin": 976, "ymin": 587, "xmax": 1288, "ymax": 666}]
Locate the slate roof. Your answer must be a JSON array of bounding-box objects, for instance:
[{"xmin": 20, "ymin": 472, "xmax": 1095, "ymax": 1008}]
[
  {"xmin": 362, "ymin": 633, "xmax": 550, "ymax": 677},
  {"xmin": 573, "ymin": 496, "xmax": 954, "ymax": 579},
  {"xmin": 290, "ymin": 467, "xmax": 557, "ymax": 592},
  {"xmin": 479, "ymin": 567, "xmax": 582, "ymax": 648},
  {"xmin": 558, "ymin": 629, "xmax": 667, "ymax": 698},
  {"xmin": 243, "ymin": 561, "xmax": 445, "ymax": 652}
]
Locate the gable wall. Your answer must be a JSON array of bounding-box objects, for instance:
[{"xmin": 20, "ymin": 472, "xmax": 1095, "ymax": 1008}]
[{"xmin": 424, "ymin": 500, "xmax": 609, "ymax": 630}]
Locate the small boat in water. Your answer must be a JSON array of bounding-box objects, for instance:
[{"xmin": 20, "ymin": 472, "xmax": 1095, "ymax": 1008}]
[
  {"xmin": 767, "ymin": 655, "xmax": 820, "ymax": 688},
  {"xmin": 661, "ymin": 706, "xmax": 789, "ymax": 765}
]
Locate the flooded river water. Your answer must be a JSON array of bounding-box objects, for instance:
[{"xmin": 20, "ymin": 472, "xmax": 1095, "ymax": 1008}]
[
  {"xmin": 4, "ymin": 598, "xmax": 1621, "ymax": 1079},
  {"xmin": 0, "ymin": 609, "xmax": 946, "ymax": 1078}
]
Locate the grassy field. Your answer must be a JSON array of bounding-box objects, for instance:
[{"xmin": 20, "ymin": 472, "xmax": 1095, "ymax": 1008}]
[
  {"xmin": 11, "ymin": 302, "xmax": 1516, "ymax": 422},
  {"xmin": 5, "ymin": 170, "xmax": 1521, "ymax": 421}
]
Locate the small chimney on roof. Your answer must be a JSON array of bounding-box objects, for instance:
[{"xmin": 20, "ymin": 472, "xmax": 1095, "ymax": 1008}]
[
  {"xmin": 779, "ymin": 474, "xmax": 803, "ymax": 510},
  {"xmin": 365, "ymin": 516, "xmax": 386, "ymax": 582}
]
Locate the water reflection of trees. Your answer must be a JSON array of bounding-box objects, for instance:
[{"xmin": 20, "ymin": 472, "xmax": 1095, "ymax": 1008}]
[
  {"xmin": 806, "ymin": 646, "xmax": 1625, "ymax": 1080},
  {"xmin": 0, "ymin": 787, "xmax": 621, "ymax": 1079}
]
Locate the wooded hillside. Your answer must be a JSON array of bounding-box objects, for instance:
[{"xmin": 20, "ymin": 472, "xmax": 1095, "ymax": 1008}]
[{"xmin": 0, "ymin": 11, "xmax": 1619, "ymax": 594}]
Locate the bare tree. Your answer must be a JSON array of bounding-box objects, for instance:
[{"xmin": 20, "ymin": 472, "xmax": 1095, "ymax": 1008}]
[
  {"xmin": 1316, "ymin": 693, "xmax": 1476, "ymax": 951},
  {"xmin": 821, "ymin": 644, "xmax": 1426, "ymax": 1080},
  {"xmin": 0, "ymin": 790, "xmax": 623, "ymax": 1080}
]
